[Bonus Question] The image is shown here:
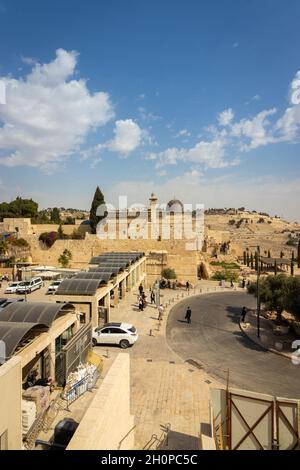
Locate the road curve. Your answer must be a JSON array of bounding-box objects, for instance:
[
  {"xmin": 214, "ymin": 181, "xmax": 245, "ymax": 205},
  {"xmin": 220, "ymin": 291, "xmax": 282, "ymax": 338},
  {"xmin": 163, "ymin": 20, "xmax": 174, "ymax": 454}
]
[{"xmin": 166, "ymin": 291, "xmax": 300, "ymax": 398}]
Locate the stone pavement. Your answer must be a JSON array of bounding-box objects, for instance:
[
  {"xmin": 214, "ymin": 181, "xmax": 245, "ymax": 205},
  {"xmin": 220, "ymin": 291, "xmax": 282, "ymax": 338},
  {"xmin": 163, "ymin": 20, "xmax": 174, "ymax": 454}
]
[
  {"xmin": 240, "ymin": 310, "xmax": 298, "ymax": 360},
  {"xmin": 94, "ymin": 281, "xmax": 234, "ymax": 450}
]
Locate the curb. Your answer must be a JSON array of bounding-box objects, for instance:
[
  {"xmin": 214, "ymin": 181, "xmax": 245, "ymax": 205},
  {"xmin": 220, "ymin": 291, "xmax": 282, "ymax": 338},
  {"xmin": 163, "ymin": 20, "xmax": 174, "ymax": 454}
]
[{"xmin": 239, "ymin": 321, "xmax": 293, "ymax": 361}]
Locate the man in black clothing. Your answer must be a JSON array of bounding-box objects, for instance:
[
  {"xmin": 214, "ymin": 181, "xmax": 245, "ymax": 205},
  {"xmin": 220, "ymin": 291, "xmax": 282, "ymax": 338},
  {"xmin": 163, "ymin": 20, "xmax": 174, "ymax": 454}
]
[
  {"xmin": 241, "ymin": 306, "xmax": 247, "ymax": 323},
  {"xmin": 185, "ymin": 307, "xmax": 192, "ymax": 324}
]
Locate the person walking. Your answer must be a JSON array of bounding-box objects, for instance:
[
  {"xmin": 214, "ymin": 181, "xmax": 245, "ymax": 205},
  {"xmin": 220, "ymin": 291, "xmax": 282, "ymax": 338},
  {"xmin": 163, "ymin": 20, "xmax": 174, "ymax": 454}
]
[
  {"xmin": 158, "ymin": 304, "xmax": 164, "ymax": 321},
  {"xmin": 139, "ymin": 283, "xmax": 143, "ymax": 296},
  {"xmin": 186, "ymin": 281, "xmax": 190, "ymax": 292},
  {"xmin": 241, "ymin": 306, "xmax": 247, "ymax": 323},
  {"xmin": 242, "ymin": 279, "xmax": 246, "ymax": 289},
  {"xmin": 150, "ymin": 290, "xmax": 155, "ymax": 304},
  {"xmin": 185, "ymin": 306, "xmax": 192, "ymax": 324},
  {"xmin": 139, "ymin": 297, "xmax": 144, "ymax": 312}
]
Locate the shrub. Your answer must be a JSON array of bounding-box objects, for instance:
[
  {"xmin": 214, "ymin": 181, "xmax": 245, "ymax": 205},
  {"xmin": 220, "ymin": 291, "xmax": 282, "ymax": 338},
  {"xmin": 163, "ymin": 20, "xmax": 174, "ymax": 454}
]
[
  {"xmin": 161, "ymin": 268, "xmax": 177, "ymax": 280},
  {"xmin": 39, "ymin": 231, "xmax": 58, "ymax": 248},
  {"xmin": 211, "ymin": 270, "xmax": 239, "ymax": 282}
]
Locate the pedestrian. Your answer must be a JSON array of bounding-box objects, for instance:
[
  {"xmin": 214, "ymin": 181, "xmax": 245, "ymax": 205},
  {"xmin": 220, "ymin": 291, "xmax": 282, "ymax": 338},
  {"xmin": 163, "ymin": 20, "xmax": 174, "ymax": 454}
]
[
  {"xmin": 139, "ymin": 283, "xmax": 143, "ymax": 295},
  {"xmin": 230, "ymin": 280, "xmax": 234, "ymax": 289},
  {"xmin": 139, "ymin": 297, "xmax": 144, "ymax": 311},
  {"xmin": 186, "ymin": 281, "xmax": 190, "ymax": 291},
  {"xmin": 150, "ymin": 290, "xmax": 155, "ymax": 304},
  {"xmin": 185, "ymin": 306, "xmax": 192, "ymax": 324},
  {"xmin": 242, "ymin": 279, "xmax": 246, "ymax": 289},
  {"xmin": 158, "ymin": 304, "xmax": 164, "ymax": 320},
  {"xmin": 241, "ymin": 306, "xmax": 247, "ymax": 323}
]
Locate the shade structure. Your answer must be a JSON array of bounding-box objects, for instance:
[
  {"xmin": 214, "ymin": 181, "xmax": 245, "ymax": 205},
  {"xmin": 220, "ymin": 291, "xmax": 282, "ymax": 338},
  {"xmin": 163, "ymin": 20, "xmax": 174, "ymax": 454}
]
[
  {"xmin": 74, "ymin": 272, "xmax": 113, "ymax": 283},
  {"xmin": 88, "ymin": 267, "xmax": 119, "ymax": 276},
  {"xmin": 0, "ymin": 302, "xmax": 75, "ymax": 327},
  {"xmin": 89, "ymin": 251, "xmax": 144, "ymax": 265},
  {"xmin": 56, "ymin": 279, "xmax": 106, "ymax": 296},
  {"xmin": 0, "ymin": 322, "xmax": 48, "ymax": 362}
]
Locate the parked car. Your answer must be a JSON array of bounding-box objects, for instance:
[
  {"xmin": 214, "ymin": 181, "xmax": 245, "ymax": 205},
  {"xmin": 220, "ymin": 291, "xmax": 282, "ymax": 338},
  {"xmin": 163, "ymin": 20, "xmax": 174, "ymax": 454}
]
[
  {"xmin": 4, "ymin": 282, "xmax": 22, "ymax": 294},
  {"xmin": 17, "ymin": 277, "xmax": 43, "ymax": 294},
  {"xmin": 92, "ymin": 322, "xmax": 138, "ymax": 349},
  {"xmin": 47, "ymin": 280, "xmax": 63, "ymax": 295}
]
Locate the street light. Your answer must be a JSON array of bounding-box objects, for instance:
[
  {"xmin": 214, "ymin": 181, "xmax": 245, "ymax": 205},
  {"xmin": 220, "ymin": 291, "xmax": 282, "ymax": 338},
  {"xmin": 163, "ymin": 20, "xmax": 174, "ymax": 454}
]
[{"xmin": 248, "ymin": 245, "xmax": 261, "ymax": 338}]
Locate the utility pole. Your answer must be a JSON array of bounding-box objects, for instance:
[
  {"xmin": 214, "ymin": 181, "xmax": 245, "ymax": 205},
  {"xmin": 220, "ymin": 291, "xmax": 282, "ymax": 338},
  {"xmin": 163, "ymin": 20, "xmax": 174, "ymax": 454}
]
[{"xmin": 256, "ymin": 246, "xmax": 261, "ymax": 339}]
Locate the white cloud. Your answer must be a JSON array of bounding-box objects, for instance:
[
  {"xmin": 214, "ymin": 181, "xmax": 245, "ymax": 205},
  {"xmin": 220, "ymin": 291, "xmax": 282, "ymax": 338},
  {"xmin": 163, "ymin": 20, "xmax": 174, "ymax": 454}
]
[
  {"xmin": 0, "ymin": 49, "xmax": 114, "ymax": 170},
  {"xmin": 138, "ymin": 107, "xmax": 161, "ymax": 122},
  {"xmin": 154, "ymin": 138, "xmax": 237, "ymax": 170},
  {"xmin": 233, "ymin": 42, "xmax": 239, "ymax": 49},
  {"xmin": 107, "ymin": 119, "xmax": 143, "ymax": 156},
  {"xmin": 231, "ymin": 108, "xmax": 277, "ymax": 150},
  {"xmin": 175, "ymin": 129, "xmax": 191, "ymax": 138},
  {"xmin": 218, "ymin": 108, "xmax": 234, "ymax": 127}
]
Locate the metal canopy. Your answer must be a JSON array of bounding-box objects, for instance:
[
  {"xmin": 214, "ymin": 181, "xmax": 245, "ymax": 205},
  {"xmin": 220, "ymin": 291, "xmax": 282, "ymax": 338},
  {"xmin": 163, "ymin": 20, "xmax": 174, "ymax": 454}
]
[
  {"xmin": 0, "ymin": 321, "xmax": 48, "ymax": 362},
  {"xmin": 90, "ymin": 251, "xmax": 144, "ymax": 265},
  {"xmin": 56, "ymin": 279, "xmax": 106, "ymax": 296},
  {"xmin": 88, "ymin": 267, "xmax": 119, "ymax": 276},
  {"xmin": 0, "ymin": 302, "xmax": 75, "ymax": 327},
  {"xmin": 74, "ymin": 272, "xmax": 113, "ymax": 282}
]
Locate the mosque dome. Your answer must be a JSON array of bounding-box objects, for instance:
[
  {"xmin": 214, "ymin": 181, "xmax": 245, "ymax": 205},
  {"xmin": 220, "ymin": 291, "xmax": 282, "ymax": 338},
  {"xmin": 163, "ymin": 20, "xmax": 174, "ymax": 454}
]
[{"xmin": 166, "ymin": 198, "xmax": 184, "ymax": 213}]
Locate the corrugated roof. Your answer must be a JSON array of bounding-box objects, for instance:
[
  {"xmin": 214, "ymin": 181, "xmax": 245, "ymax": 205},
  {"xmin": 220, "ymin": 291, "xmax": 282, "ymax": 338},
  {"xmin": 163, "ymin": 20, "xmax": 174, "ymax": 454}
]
[
  {"xmin": 0, "ymin": 322, "xmax": 48, "ymax": 362},
  {"xmin": 74, "ymin": 272, "xmax": 113, "ymax": 282},
  {"xmin": 0, "ymin": 302, "xmax": 75, "ymax": 327},
  {"xmin": 56, "ymin": 279, "xmax": 105, "ymax": 296}
]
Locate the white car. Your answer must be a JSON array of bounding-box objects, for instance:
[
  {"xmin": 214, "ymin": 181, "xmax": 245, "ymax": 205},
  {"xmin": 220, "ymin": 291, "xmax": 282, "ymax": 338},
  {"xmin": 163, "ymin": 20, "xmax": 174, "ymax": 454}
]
[
  {"xmin": 4, "ymin": 282, "xmax": 22, "ymax": 294},
  {"xmin": 17, "ymin": 277, "xmax": 43, "ymax": 294},
  {"xmin": 47, "ymin": 280, "xmax": 63, "ymax": 295},
  {"xmin": 92, "ymin": 323, "xmax": 138, "ymax": 349}
]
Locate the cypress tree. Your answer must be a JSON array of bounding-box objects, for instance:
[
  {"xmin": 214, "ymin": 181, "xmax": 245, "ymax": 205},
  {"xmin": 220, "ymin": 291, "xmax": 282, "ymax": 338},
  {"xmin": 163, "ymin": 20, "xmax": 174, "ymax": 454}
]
[
  {"xmin": 243, "ymin": 251, "xmax": 247, "ymax": 265},
  {"xmin": 255, "ymin": 252, "xmax": 258, "ymax": 271},
  {"xmin": 291, "ymin": 259, "xmax": 294, "ymax": 277},
  {"xmin": 268, "ymin": 250, "xmax": 271, "ymax": 258},
  {"xmin": 274, "ymin": 260, "xmax": 278, "ymax": 276},
  {"xmin": 89, "ymin": 187, "xmax": 107, "ymax": 234},
  {"xmin": 246, "ymin": 252, "xmax": 250, "ymax": 266},
  {"xmin": 250, "ymin": 253, "xmax": 254, "ymax": 269},
  {"xmin": 57, "ymin": 224, "xmax": 64, "ymax": 240}
]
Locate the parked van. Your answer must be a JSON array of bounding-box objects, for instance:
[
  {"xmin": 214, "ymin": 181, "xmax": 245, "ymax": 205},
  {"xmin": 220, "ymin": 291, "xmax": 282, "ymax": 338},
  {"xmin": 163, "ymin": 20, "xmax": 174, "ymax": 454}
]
[{"xmin": 17, "ymin": 277, "xmax": 43, "ymax": 294}]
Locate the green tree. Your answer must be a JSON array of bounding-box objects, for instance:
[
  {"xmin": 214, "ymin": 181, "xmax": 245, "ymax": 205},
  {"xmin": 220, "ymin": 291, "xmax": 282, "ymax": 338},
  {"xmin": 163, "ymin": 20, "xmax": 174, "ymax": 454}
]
[
  {"xmin": 243, "ymin": 251, "xmax": 247, "ymax": 265},
  {"xmin": 0, "ymin": 240, "xmax": 8, "ymax": 255},
  {"xmin": 250, "ymin": 253, "xmax": 254, "ymax": 269},
  {"xmin": 0, "ymin": 197, "xmax": 38, "ymax": 221},
  {"xmin": 57, "ymin": 224, "xmax": 64, "ymax": 240},
  {"xmin": 50, "ymin": 207, "xmax": 61, "ymax": 224},
  {"xmin": 161, "ymin": 268, "xmax": 177, "ymax": 280},
  {"xmin": 274, "ymin": 260, "xmax": 278, "ymax": 276},
  {"xmin": 58, "ymin": 249, "xmax": 72, "ymax": 268},
  {"xmin": 89, "ymin": 186, "xmax": 107, "ymax": 234},
  {"xmin": 291, "ymin": 259, "xmax": 294, "ymax": 277}
]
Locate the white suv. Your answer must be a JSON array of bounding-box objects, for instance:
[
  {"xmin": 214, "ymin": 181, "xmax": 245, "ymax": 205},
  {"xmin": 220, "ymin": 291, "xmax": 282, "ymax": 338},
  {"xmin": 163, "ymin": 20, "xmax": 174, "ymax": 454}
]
[
  {"xmin": 92, "ymin": 323, "xmax": 138, "ymax": 349},
  {"xmin": 17, "ymin": 277, "xmax": 43, "ymax": 294},
  {"xmin": 47, "ymin": 280, "xmax": 63, "ymax": 295},
  {"xmin": 5, "ymin": 282, "xmax": 22, "ymax": 294}
]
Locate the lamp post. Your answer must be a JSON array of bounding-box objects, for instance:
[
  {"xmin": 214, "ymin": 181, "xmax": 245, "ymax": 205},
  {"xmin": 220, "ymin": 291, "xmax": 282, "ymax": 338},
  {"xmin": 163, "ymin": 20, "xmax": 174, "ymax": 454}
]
[{"xmin": 249, "ymin": 245, "xmax": 261, "ymax": 338}]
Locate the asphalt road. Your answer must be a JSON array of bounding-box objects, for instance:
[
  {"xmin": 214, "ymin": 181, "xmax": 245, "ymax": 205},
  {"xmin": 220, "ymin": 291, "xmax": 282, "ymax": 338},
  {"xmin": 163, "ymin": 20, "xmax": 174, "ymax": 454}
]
[{"xmin": 166, "ymin": 291, "xmax": 300, "ymax": 398}]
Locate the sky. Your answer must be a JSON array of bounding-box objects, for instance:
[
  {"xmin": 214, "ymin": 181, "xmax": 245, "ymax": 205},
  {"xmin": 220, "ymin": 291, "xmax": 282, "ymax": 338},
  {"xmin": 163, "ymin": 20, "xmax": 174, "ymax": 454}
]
[{"xmin": 0, "ymin": 0, "xmax": 300, "ymax": 220}]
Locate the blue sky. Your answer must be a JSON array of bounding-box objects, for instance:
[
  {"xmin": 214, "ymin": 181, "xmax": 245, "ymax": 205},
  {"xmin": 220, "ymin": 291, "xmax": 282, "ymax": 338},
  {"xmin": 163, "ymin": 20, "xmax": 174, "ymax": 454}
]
[{"xmin": 0, "ymin": 0, "xmax": 300, "ymax": 220}]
